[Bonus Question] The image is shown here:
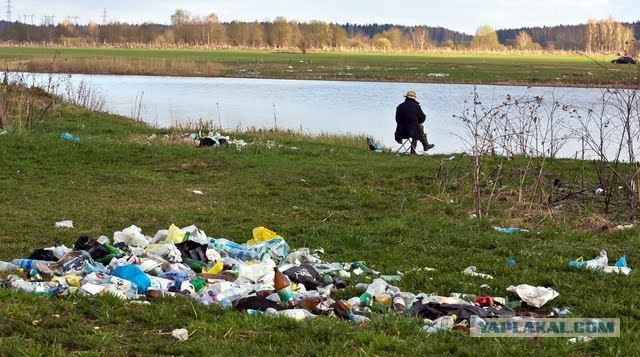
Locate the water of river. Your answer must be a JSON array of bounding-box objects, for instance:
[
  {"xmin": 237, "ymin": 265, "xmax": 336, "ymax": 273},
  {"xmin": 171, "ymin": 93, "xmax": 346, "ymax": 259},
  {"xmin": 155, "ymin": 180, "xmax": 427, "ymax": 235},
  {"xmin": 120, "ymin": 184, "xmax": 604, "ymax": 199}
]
[{"xmin": 18, "ymin": 73, "xmax": 613, "ymax": 156}]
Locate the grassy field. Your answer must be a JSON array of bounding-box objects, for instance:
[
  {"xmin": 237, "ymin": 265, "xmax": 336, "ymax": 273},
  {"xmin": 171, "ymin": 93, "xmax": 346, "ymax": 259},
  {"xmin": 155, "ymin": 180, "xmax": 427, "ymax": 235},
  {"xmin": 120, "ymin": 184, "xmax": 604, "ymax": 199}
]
[
  {"xmin": 0, "ymin": 46, "xmax": 634, "ymax": 86},
  {"xmin": 0, "ymin": 91, "xmax": 639, "ymax": 355}
]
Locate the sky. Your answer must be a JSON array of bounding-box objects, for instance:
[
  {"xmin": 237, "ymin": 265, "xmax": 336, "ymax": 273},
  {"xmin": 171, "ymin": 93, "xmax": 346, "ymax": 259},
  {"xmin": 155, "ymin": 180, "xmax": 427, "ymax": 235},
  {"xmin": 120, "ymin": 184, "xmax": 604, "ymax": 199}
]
[{"xmin": 8, "ymin": 0, "xmax": 640, "ymax": 34}]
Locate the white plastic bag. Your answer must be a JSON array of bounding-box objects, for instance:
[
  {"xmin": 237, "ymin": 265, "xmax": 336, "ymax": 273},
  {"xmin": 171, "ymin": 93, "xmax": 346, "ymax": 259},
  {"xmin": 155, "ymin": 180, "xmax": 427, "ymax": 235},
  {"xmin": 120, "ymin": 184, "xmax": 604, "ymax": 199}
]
[
  {"xmin": 507, "ymin": 284, "xmax": 559, "ymax": 308},
  {"xmin": 181, "ymin": 225, "xmax": 209, "ymax": 245},
  {"xmin": 113, "ymin": 225, "xmax": 150, "ymax": 248}
]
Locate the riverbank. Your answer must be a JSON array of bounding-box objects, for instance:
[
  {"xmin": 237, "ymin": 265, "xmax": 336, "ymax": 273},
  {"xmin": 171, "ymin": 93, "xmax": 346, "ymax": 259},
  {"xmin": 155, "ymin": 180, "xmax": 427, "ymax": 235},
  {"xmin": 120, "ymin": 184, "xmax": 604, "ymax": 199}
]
[
  {"xmin": 0, "ymin": 47, "xmax": 634, "ymax": 87},
  {"xmin": 0, "ymin": 88, "xmax": 639, "ymax": 354}
]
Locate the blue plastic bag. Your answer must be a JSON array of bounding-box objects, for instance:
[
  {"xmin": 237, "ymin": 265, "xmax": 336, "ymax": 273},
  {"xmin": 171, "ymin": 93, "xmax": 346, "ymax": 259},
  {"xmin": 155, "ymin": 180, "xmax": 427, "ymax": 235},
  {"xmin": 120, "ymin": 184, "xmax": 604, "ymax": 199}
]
[{"xmin": 113, "ymin": 265, "xmax": 150, "ymax": 293}]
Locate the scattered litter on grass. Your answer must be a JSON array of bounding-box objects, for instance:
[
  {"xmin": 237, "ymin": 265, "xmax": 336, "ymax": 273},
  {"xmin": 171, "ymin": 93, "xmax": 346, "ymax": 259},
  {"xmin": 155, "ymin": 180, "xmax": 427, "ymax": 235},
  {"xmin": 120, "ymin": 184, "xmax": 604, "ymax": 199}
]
[
  {"xmin": 506, "ymin": 258, "xmax": 516, "ymax": 266},
  {"xmin": 507, "ymin": 284, "xmax": 559, "ymax": 308},
  {"xmin": 427, "ymin": 73, "xmax": 449, "ymax": 77},
  {"xmin": 494, "ymin": 226, "xmax": 530, "ymax": 234},
  {"xmin": 552, "ymin": 307, "xmax": 571, "ymax": 317},
  {"xmin": 55, "ymin": 220, "xmax": 74, "ymax": 229},
  {"xmin": 192, "ymin": 190, "xmax": 204, "ymax": 195},
  {"xmin": 0, "ymin": 130, "xmax": 8, "ymax": 136},
  {"xmin": 568, "ymin": 336, "xmax": 593, "ymax": 343},
  {"xmin": 0, "ymin": 223, "xmax": 572, "ymax": 335},
  {"xmin": 614, "ymin": 224, "xmax": 635, "ymax": 231},
  {"xmin": 366, "ymin": 137, "xmax": 384, "ymax": 152},
  {"xmin": 463, "ymin": 266, "xmax": 494, "ymax": 280},
  {"xmin": 570, "ymin": 250, "xmax": 631, "ymax": 275}
]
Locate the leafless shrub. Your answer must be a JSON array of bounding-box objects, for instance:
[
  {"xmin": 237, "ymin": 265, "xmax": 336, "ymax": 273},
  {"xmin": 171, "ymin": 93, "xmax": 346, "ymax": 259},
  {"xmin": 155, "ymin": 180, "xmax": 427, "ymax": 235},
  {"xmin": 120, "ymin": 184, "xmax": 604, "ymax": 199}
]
[{"xmin": 62, "ymin": 78, "xmax": 105, "ymax": 111}]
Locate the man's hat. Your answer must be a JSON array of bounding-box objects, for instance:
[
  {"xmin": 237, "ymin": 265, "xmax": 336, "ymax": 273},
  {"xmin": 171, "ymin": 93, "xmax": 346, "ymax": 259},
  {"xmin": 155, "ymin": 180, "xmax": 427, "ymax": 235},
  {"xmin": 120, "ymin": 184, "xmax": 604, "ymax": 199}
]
[{"xmin": 405, "ymin": 91, "xmax": 417, "ymax": 100}]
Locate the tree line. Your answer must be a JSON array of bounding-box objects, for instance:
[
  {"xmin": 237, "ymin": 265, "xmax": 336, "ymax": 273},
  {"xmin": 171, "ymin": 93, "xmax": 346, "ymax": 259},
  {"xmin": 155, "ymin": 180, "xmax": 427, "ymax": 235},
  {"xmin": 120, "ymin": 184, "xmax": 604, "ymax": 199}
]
[{"xmin": 0, "ymin": 10, "xmax": 637, "ymax": 54}]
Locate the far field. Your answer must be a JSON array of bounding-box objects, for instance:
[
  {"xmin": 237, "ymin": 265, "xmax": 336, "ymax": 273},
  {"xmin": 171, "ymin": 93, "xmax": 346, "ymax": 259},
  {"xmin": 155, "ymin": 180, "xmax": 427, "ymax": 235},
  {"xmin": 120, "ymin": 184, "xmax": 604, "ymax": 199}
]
[{"xmin": 0, "ymin": 47, "xmax": 635, "ymax": 86}]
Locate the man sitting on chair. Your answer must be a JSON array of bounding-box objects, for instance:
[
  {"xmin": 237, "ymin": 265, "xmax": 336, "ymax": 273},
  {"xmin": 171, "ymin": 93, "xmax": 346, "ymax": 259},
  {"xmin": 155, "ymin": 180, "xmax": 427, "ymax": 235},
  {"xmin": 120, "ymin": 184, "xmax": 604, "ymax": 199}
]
[{"xmin": 394, "ymin": 91, "xmax": 435, "ymax": 155}]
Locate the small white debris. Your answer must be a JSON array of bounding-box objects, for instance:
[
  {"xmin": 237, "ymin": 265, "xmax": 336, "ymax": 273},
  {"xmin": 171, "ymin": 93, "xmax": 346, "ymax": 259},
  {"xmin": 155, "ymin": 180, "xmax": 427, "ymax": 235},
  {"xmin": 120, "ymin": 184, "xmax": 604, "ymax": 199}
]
[
  {"xmin": 55, "ymin": 220, "xmax": 74, "ymax": 229},
  {"xmin": 463, "ymin": 266, "xmax": 494, "ymax": 280},
  {"xmin": 568, "ymin": 336, "xmax": 593, "ymax": 344},
  {"xmin": 172, "ymin": 328, "xmax": 189, "ymax": 341},
  {"xmin": 192, "ymin": 190, "xmax": 204, "ymax": 195}
]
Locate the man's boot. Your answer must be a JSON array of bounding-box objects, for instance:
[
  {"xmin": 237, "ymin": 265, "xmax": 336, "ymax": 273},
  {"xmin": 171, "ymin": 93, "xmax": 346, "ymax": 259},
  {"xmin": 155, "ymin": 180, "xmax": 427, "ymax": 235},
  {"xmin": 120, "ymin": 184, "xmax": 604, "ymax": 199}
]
[{"xmin": 421, "ymin": 138, "xmax": 435, "ymax": 151}]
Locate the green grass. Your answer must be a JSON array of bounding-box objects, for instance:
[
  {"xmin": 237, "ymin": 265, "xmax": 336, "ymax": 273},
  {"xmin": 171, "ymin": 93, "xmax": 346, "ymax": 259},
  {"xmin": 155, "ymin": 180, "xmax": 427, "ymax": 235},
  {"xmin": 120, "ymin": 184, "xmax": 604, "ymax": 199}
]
[
  {"xmin": 1, "ymin": 99, "xmax": 640, "ymax": 355},
  {"xmin": 0, "ymin": 46, "xmax": 635, "ymax": 86}
]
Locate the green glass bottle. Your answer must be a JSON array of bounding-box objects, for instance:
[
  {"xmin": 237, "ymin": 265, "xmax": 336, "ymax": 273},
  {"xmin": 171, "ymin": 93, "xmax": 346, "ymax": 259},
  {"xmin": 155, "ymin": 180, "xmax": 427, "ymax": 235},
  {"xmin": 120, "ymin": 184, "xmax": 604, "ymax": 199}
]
[{"xmin": 183, "ymin": 258, "xmax": 207, "ymax": 273}]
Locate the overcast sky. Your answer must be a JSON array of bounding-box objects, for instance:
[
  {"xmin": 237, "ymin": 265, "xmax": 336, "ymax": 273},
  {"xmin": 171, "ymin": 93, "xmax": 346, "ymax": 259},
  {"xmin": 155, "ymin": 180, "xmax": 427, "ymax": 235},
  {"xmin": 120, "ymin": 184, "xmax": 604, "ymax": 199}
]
[{"xmin": 9, "ymin": 0, "xmax": 639, "ymax": 34}]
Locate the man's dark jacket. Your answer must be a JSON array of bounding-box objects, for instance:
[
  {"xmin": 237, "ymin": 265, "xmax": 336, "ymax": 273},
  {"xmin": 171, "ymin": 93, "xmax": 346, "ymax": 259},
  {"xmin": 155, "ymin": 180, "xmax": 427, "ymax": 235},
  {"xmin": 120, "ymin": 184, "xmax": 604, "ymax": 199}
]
[{"xmin": 395, "ymin": 98, "xmax": 426, "ymax": 143}]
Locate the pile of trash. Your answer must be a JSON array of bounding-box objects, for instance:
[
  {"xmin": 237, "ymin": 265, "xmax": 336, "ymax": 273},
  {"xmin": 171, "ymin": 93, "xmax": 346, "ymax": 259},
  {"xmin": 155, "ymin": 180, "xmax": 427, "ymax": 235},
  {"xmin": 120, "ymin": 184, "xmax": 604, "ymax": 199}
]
[
  {"xmin": 147, "ymin": 131, "xmax": 248, "ymax": 150},
  {"xmin": 1, "ymin": 224, "xmax": 565, "ymax": 333}
]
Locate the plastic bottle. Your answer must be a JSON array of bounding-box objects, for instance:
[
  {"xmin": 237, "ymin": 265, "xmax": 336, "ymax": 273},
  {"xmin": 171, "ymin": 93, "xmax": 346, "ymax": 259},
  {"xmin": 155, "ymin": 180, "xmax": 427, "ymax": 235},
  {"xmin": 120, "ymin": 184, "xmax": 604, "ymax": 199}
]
[
  {"xmin": 60, "ymin": 132, "xmax": 81, "ymax": 143},
  {"xmin": 182, "ymin": 258, "xmax": 208, "ymax": 273},
  {"xmin": 179, "ymin": 281, "xmax": 196, "ymax": 294},
  {"xmin": 274, "ymin": 267, "xmax": 297, "ymax": 308},
  {"xmin": 0, "ymin": 261, "xmax": 19, "ymax": 271},
  {"xmin": 351, "ymin": 314, "xmax": 371, "ymax": 323},
  {"xmin": 191, "ymin": 277, "xmax": 206, "ymax": 293},
  {"xmin": 322, "ymin": 274, "xmax": 334, "ymax": 285},
  {"xmin": 106, "ymin": 276, "xmax": 136, "ymax": 291},
  {"xmin": 275, "ymin": 309, "xmax": 317, "ymax": 320},
  {"xmin": 147, "ymin": 275, "xmax": 175, "ymax": 290},
  {"xmin": 375, "ymin": 294, "xmax": 392, "ymax": 307},
  {"xmin": 207, "ymin": 291, "xmax": 232, "ymax": 308},
  {"xmin": 393, "ymin": 294, "xmax": 406, "ymax": 313},
  {"xmin": 160, "ymin": 271, "xmax": 191, "ymax": 286},
  {"xmin": 95, "ymin": 254, "xmax": 117, "ymax": 265},
  {"xmin": 221, "ymin": 284, "xmax": 253, "ymax": 302},
  {"xmin": 10, "ymin": 259, "xmax": 46, "ymax": 271},
  {"xmin": 211, "ymin": 239, "xmax": 263, "ymax": 262},
  {"xmin": 360, "ymin": 292, "xmax": 374, "ymax": 306},
  {"xmin": 365, "ymin": 279, "xmax": 388, "ymax": 295},
  {"xmin": 10, "ymin": 279, "xmax": 59, "ymax": 294},
  {"xmin": 360, "ymin": 292, "xmax": 388, "ymax": 313}
]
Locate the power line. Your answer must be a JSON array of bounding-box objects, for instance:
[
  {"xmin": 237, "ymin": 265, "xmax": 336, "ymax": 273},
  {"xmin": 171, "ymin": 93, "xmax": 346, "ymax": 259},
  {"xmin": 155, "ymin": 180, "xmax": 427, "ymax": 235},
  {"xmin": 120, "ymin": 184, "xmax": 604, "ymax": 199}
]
[
  {"xmin": 43, "ymin": 15, "xmax": 56, "ymax": 26},
  {"xmin": 6, "ymin": 0, "xmax": 13, "ymax": 22},
  {"xmin": 67, "ymin": 15, "xmax": 79, "ymax": 25},
  {"xmin": 22, "ymin": 13, "xmax": 35, "ymax": 25},
  {"xmin": 102, "ymin": 8, "xmax": 107, "ymax": 25}
]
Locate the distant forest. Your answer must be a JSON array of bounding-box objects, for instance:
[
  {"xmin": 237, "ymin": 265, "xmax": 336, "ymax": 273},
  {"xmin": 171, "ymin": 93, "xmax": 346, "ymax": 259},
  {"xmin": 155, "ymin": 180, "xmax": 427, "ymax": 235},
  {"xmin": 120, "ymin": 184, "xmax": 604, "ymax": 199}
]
[
  {"xmin": 343, "ymin": 22, "xmax": 640, "ymax": 50},
  {"xmin": 498, "ymin": 22, "xmax": 640, "ymax": 50},
  {"xmin": 0, "ymin": 13, "xmax": 637, "ymax": 53}
]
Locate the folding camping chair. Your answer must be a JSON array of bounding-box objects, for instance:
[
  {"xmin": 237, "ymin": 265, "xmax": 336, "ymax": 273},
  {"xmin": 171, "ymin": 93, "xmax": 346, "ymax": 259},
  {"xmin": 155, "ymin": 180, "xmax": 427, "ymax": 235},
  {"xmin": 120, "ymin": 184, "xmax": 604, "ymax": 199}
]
[{"xmin": 395, "ymin": 138, "xmax": 413, "ymax": 155}]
